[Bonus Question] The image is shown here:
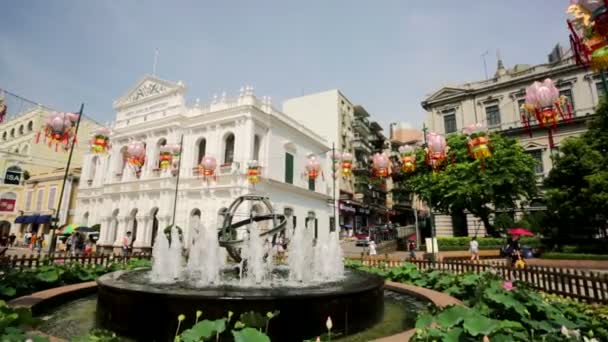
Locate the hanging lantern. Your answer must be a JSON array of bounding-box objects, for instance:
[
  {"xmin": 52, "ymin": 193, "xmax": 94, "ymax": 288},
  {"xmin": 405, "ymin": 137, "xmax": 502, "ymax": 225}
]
[
  {"xmin": 372, "ymin": 152, "xmax": 390, "ymax": 178},
  {"xmin": 35, "ymin": 112, "xmax": 79, "ymax": 151},
  {"xmin": 398, "ymin": 145, "xmax": 416, "ymax": 174},
  {"xmin": 463, "ymin": 123, "xmax": 492, "ymax": 161},
  {"xmin": 0, "ymin": 95, "xmax": 6, "ymax": 124},
  {"xmin": 306, "ymin": 155, "xmax": 321, "ymax": 180},
  {"xmin": 340, "ymin": 152, "xmax": 353, "ymax": 177},
  {"xmin": 247, "ymin": 160, "xmax": 261, "ymax": 184},
  {"xmin": 199, "ymin": 155, "xmax": 217, "ymax": 178},
  {"xmin": 425, "ymin": 132, "xmax": 447, "ymax": 171},
  {"xmin": 90, "ymin": 127, "xmax": 111, "ymax": 154},
  {"xmin": 158, "ymin": 146, "xmax": 173, "ymax": 170},
  {"xmin": 592, "ymin": 2, "xmax": 608, "ymax": 37},
  {"xmin": 126, "ymin": 141, "xmax": 146, "ymax": 171}
]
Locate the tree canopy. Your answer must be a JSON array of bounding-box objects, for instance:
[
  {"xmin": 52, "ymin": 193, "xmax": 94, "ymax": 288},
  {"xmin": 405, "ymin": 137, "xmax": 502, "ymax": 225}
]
[
  {"xmin": 398, "ymin": 132, "xmax": 538, "ymax": 236},
  {"xmin": 543, "ymin": 100, "xmax": 608, "ymax": 242}
]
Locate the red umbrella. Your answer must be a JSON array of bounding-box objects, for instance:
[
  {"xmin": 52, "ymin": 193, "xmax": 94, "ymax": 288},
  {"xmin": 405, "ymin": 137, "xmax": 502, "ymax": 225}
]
[{"xmin": 508, "ymin": 228, "xmax": 534, "ymax": 236}]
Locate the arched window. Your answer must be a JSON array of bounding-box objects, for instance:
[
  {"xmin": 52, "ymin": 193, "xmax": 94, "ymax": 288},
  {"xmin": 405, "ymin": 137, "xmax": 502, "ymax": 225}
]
[
  {"xmin": 18, "ymin": 125, "xmax": 24, "ymax": 135},
  {"xmin": 156, "ymin": 138, "xmax": 167, "ymax": 169},
  {"xmin": 10, "ymin": 128, "xmax": 15, "ymax": 138},
  {"xmin": 224, "ymin": 133, "xmax": 235, "ymax": 164},
  {"xmin": 151, "ymin": 208, "xmax": 159, "ymax": 246},
  {"xmin": 2, "ymin": 132, "xmax": 6, "ymax": 140},
  {"xmin": 27, "ymin": 121, "xmax": 33, "ymax": 132},
  {"xmin": 197, "ymin": 138, "xmax": 206, "ymax": 164},
  {"xmin": 90, "ymin": 155, "xmax": 99, "ymax": 184},
  {"xmin": 117, "ymin": 146, "xmax": 128, "ymax": 175},
  {"xmin": 253, "ymin": 135, "xmax": 261, "ymax": 161},
  {"xmin": 83, "ymin": 212, "xmax": 90, "ymax": 226}
]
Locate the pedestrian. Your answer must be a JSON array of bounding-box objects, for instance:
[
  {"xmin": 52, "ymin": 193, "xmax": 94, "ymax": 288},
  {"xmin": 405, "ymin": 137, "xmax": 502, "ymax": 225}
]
[
  {"xmin": 469, "ymin": 236, "xmax": 479, "ymax": 261},
  {"xmin": 36, "ymin": 233, "xmax": 45, "ymax": 254},
  {"xmin": 66, "ymin": 233, "xmax": 74, "ymax": 255},
  {"xmin": 368, "ymin": 240, "xmax": 377, "ymax": 256},
  {"xmin": 408, "ymin": 240, "xmax": 417, "ymax": 261},
  {"xmin": 9, "ymin": 233, "xmax": 16, "ymax": 247},
  {"xmin": 122, "ymin": 231, "xmax": 132, "ymax": 259}
]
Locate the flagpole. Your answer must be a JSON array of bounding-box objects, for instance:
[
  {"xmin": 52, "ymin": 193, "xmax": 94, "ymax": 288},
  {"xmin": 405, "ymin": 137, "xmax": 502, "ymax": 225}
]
[
  {"xmin": 171, "ymin": 134, "xmax": 184, "ymax": 227},
  {"xmin": 49, "ymin": 104, "xmax": 84, "ymax": 255}
]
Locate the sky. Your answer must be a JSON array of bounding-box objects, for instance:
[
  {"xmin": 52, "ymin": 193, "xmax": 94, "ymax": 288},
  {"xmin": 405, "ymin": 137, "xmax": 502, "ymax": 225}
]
[{"xmin": 1, "ymin": 1, "xmax": 570, "ymax": 131}]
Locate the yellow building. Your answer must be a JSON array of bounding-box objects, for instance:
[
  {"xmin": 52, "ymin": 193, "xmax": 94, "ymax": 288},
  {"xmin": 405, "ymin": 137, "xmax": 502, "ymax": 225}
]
[
  {"xmin": 11, "ymin": 168, "xmax": 82, "ymax": 245},
  {"xmin": 0, "ymin": 103, "xmax": 99, "ymax": 237}
]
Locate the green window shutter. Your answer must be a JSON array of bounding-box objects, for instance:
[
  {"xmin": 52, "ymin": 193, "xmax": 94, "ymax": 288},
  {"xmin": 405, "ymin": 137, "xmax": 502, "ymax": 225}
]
[
  {"xmin": 308, "ymin": 178, "xmax": 315, "ymax": 191},
  {"xmin": 285, "ymin": 153, "xmax": 294, "ymax": 184}
]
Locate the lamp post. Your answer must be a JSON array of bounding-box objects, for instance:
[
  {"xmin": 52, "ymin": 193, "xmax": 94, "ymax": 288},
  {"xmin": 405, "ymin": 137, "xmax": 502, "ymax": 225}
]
[{"xmin": 421, "ymin": 123, "xmax": 437, "ymax": 261}]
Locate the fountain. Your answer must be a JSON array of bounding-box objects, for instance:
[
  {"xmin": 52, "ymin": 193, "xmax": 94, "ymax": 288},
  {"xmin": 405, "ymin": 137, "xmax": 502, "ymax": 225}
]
[{"xmin": 96, "ymin": 195, "xmax": 384, "ymax": 341}]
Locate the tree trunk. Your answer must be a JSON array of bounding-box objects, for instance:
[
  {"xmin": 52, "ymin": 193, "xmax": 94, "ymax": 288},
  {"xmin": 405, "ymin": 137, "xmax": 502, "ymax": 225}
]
[{"xmin": 479, "ymin": 213, "xmax": 497, "ymax": 237}]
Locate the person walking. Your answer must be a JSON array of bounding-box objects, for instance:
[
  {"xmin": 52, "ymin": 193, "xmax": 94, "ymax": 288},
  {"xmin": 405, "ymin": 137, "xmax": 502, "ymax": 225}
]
[
  {"xmin": 122, "ymin": 231, "xmax": 132, "ymax": 259},
  {"xmin": 408, "ymin": 240, "xmax": 417, "ymax": 261},
  {"xmin": 469, "ymin": 237, "xmax": 479, "ymax": 261},
  {"xmin": 368, "ymin": 240, "xmax": 377, "ymax": 256}
]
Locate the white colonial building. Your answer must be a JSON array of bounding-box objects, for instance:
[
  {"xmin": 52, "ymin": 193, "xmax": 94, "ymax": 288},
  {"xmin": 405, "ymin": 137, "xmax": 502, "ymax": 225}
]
[{"xmin": 76, "ymin": 76, "xmax": 334, "ymax": 252}]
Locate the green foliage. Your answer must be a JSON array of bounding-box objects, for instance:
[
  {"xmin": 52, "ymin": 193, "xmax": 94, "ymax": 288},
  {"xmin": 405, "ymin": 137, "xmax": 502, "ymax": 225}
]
[
  {"xmin": 0, "ymin": 258, "xmax": 151, "ymax": 301},
  {"xmin": 175, "ymin": 310, "xmax": 279, "ymax": 342},
  {"xmin": 541, "ymin": 252, "xmax": 608, "ymax": 261},
  {"xmin": 72, "ymin": 329, "xmax": 121, "ymax": 342},
  {"xmin": 544, "ymin": 99, "xmax": 608, "ymax": 242},
  {"xmin": 399, "ymin": 133, "xmax": 538, "ymax": 236},
  {"xmin": 350, "ymin": 262, "xmax": 608, "ymax": 341},
  {"xmin": 0, "ymin": 300, "xmax": 48, "ymax": 341}
]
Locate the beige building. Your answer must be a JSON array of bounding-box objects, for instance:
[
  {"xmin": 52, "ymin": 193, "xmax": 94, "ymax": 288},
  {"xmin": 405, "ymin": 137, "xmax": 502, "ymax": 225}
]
[
  {"xmin": 421, "ymin": 48, "xmax": 599, "ymax": 236},
  {"xmin": 0, "ymin": 101, "xmax": 99, "ymax": 237}
]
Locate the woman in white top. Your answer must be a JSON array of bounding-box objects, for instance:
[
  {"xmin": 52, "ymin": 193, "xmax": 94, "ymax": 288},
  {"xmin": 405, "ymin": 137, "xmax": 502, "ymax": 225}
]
[
  {"xmin": 368, "ymin": 240, "xmax": 377, "ymax": 256},
  {"xmin": 469, "ymin": 237, "xmax": 479, "ymax": 261}
]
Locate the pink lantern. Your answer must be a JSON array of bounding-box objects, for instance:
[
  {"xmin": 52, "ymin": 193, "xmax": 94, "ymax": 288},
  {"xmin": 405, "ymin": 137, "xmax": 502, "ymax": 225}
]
[
  {"xmin": 306, "ymin": 155, "xmax": 321, "ymax": 180},
  {"xmin": 426, "ymin": 132, "xmax": 447, "ymax": 171},
  {"xmin": 522, "ymin": 78, "xmax": 573, "ymax": 147},
  {"xmin": 126, "ymin": 141, "xmax": 146, "ymax": 169},
  {"xmin": 36, "ymin": 112, "xmax": 79, "ymax": 151},
  {"xmin": 372, "ymin": 152, "xmax": 390, "ymax": 178},
  {"xmin": 200, "ymin": 156, "xmax": 217, "ymax": 177}
]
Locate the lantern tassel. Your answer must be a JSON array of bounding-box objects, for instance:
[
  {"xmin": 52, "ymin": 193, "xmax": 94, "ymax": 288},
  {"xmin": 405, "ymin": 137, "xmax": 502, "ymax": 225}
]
[{"xmin": 548, "ymin": 129, "xmax": 555, "ymax": 149}]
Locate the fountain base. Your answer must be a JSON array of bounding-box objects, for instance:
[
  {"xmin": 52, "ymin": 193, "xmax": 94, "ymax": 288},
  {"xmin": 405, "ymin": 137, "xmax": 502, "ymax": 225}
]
[{"xmin": 96, "ymin": 269, "xmax": 384, "ymax": 341}]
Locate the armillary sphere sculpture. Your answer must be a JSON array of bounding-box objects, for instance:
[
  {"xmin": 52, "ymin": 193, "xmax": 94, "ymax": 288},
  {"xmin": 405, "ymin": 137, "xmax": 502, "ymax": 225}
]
[{"xmin": 218, "ymin": 194, "xmax": 287, "ymax": 262}]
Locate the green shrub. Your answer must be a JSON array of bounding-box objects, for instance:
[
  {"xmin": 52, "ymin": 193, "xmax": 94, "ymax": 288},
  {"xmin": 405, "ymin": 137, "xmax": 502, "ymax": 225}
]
[
  {"xmin": 435, "ymin": 237, "xmax": 540, "ymax": 251},
  {"xmin": 541, "ymin": 252, "xmax": 608, "ymax": 261}
]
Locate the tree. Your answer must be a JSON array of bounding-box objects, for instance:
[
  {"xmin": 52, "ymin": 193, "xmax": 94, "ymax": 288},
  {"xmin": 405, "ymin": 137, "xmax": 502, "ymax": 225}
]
[
  {"xmin": 544, "ymin": 100, "xmax": 608, "ymax": 242},
  {"xmin": 399, "ymin": 133, "xmax": 538, "ymax": 236}
]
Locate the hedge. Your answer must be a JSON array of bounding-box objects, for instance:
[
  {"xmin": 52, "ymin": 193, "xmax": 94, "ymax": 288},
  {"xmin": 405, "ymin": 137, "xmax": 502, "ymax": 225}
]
[
  {"xmin": 435, "ymin": 237, "xmax": 541, "ymax": 251},
  {"xmin": 540, "ymin": 252, "xmax": 608, "ymax": 261}
]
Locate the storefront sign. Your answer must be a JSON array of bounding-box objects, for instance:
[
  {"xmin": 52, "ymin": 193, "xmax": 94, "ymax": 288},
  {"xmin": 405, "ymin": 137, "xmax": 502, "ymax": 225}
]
[
  {"xmin": 357, "ymin": 207, "xmax": 370, "ymax": 215},
  {"xmin": 0, "ymin": 198, "xmax": 15, "ymax": 212},
  {"xmin": 339, "ymin": 203, "xmax": 356, "ymax": 213},
  {"xmin": 3, "ymin": 170, "xmax": 21, "ymax": 185}
]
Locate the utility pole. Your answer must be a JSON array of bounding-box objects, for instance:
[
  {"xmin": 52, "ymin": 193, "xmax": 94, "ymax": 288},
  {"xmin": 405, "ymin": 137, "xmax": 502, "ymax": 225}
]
[
  {"xmin": 171, "ymin": 134, "xmax": 184, "ymax": 227},
  {"xmin": 422, "ymin": 123, "xmax": 437, "ymax": 263},
  {"xmin": 49, "ymin": 104, "xmax": 84, "ymax": 255},
  {"xmin": 332, "ymin": 142, "xmax": 337, "ymax": 233}
]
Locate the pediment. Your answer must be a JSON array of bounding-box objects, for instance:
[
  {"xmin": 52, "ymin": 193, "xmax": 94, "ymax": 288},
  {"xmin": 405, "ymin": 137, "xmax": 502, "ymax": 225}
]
[
  {"xmin": 427, "ymin": 87, "xmax": 467, "ymax": 102},
  {"xmin": 522, "ymin": 141, "xmax": 546, "ymax": 150},
  {"xmin": 114, "ymin": 75, "xmax": 185, "ymax": 109}
]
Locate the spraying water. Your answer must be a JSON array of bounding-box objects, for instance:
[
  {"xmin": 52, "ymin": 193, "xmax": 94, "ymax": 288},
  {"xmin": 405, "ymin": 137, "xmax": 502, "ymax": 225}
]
[
  {"xmin": 241, "ymin": 222, "xmax": 266, "ymax": 285},
  {"xmin": 288, "ymin": 219, "xmax": 314, "ymax": 283},
  {"xmin": 149, "ymin": 230, "xmax": 172, "ymax": 283},
  {"xmin": 186, "ymin": 220, "xmax": 225, "ymax": 286},
  {"xmin": 167, "ymin": 227, "xmax": 183, "ymax": 280}
]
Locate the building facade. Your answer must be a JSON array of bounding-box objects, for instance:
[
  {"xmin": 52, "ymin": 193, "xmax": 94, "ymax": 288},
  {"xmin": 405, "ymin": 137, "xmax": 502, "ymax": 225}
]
[
  {"xmin": 0, "ymin": 99, "xmax": 98, "ymax": 236},
  {"xmin": 76, "ymin": 76, "xmax": 333, "ymax": 252},
  {"xmin": 282, "ymin": 90, "xmax": 357, "ymax": 229},
  {"xmin": 421, "ymin": 51, "xmax": 601, "ymax": 236}
]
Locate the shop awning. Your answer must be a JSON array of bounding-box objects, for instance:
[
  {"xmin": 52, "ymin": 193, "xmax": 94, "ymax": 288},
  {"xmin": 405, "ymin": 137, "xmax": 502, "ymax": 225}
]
[{"xmin": 13, "ymin": 215, "xmax": 52, "ymax": 224}]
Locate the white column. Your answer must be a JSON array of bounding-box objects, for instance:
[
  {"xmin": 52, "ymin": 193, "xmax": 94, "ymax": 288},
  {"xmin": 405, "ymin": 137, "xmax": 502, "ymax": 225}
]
[
  {"xmin": 99, "ymin": 216, "xmax": 112, "ymax": 245},
  {"xmin": 113, "ymin": 216, "xmax": 129, "ymax": 246},
  {"xmin": 133, "ymin": 215, "xmax": 150, "ymax": 247}
]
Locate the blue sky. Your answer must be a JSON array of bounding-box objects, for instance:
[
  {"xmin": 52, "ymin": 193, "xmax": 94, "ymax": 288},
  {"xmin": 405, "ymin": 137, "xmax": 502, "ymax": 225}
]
[{"xmin": 1, "ymin": 1, "xmax": 569, "ymax": 130}]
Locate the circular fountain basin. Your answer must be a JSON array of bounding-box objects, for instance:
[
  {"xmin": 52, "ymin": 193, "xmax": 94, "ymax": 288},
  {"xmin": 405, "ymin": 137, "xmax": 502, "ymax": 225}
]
[{"xmin": 97, "ymin": 269, "xmax": 384, "ymax": 341}]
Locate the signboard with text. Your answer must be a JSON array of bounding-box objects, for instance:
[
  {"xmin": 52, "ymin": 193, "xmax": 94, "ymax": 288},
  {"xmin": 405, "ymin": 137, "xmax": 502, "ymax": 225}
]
[
  {"xmin": 3, "ymin": 170, "xmax": 21, "ymax": 185},
  {"xmin": 0, "ymin": 198, "xmax": 16, "ymax": 212}
]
